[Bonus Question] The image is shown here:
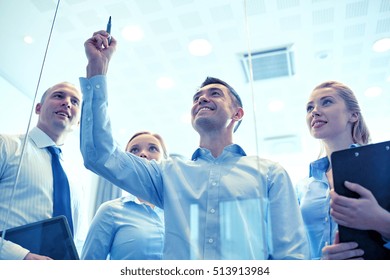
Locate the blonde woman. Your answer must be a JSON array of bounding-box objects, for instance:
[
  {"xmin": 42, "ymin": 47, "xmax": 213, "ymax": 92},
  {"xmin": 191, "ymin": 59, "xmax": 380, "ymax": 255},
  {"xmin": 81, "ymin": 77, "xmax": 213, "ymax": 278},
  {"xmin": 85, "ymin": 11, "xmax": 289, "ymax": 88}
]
[{"xmin": 296, "ymin": 81, "xmax": 390, "ymax": 260}]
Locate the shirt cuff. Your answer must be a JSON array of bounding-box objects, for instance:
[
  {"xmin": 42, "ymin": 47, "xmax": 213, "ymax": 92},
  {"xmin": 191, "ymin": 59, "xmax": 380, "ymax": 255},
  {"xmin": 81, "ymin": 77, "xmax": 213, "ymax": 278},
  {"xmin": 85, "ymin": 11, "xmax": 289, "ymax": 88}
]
[
  {"xmin": 79, "ymin": 75, "xmax": 107, "ymax": 100},
  {"xmin": 0, "ymin": 239, "xmax": 30, "ymax": 260}
]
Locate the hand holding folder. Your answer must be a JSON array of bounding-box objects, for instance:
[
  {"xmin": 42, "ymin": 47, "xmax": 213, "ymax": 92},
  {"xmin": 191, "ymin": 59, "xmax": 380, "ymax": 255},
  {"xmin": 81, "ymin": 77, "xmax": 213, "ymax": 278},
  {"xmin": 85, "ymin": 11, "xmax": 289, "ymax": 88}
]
[{"xmin": 331, "ymin": 140, "xmax": 390, "ymax": 259}]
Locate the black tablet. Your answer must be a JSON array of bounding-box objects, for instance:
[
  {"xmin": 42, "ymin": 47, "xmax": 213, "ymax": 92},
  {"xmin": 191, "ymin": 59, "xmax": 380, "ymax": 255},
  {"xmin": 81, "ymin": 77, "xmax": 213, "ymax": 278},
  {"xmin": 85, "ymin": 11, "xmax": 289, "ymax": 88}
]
[
  {"xmin": 1, "ymin": 215, "xmax": 79, "ymax": 260},
  {"xmin": 331, "ymin": 140, "xmax": 390, "ymax": 260}
]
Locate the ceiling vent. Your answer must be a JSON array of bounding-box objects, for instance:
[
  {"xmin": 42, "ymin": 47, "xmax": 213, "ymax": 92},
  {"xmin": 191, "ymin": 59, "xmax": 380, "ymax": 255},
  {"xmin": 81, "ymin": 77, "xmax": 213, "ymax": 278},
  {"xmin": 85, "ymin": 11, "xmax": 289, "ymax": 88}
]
[{"xmin": 240, "ymin": 45, "xmax": 295, "ymax": 82}]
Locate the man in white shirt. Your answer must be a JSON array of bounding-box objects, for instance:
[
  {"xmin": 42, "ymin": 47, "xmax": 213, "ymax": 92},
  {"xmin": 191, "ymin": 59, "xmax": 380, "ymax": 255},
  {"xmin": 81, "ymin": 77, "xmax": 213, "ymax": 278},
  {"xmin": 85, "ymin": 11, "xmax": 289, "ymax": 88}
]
[{"xmin": 0, "ymin": 82, "xmax": 82, "ymax": 260}]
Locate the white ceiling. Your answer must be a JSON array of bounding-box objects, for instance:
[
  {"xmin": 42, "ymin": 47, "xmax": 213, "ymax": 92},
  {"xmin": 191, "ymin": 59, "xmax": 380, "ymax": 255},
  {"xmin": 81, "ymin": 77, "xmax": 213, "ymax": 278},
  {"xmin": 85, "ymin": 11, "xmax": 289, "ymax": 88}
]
[{"xmin": 1, "ymin": 0, "xmax": 390, "ymax": 182}]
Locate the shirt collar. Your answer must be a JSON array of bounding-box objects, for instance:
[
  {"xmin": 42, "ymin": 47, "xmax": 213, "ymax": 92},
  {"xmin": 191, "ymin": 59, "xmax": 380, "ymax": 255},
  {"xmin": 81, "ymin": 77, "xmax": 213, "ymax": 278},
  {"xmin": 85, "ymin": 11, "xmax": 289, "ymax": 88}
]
[
  {"xmin": 309, "ymin": 156, "xmax": 329, "ymax": 179},
  {"xmin": 29, "ymin": 127, "xmax": 57, "ymax": 149},
  {"xmin": 309, "ymin": 143, "xmax": 361, "ymax": 179},
  {"xmin": 191, "ymin": 143, "xmax": 246, "ymax": 161}
]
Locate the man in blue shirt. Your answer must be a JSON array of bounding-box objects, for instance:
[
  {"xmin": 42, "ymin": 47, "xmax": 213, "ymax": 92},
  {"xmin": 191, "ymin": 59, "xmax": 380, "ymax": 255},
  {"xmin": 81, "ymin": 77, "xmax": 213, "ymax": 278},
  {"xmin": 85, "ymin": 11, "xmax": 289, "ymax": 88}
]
[{"xmin": 79, "ymin": 30, "xmax": 309, "ymax": 259}]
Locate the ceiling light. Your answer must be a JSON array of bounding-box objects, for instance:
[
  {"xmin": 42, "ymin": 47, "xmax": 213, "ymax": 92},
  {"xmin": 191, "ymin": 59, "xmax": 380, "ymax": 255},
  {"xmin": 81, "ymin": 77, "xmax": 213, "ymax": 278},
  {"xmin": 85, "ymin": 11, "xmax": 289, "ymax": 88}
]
[
  {"xmin": 364, "ymin": 86, "xmax": 382, "ymax": 97},
  {"xmin": 23, "ymin": 35, "xmax": 33, "ymax": 44},
  {"xmin": 315, "ymin": 50, "xmax": 331, "ymax": 60},
  {"xmin": 188, "ymin": 39, "xmax": 212, "ymax": 56},
  {"xmin": 121, "ymin": 25, "xmax": 144, "ymax": 42},
  {"xmin": 372, "ymin": 38, "xmax": 390, "ymax": 53},
  {"xmin": 156, "ymin": 77, "xmax": 174, "ymax": 89}
]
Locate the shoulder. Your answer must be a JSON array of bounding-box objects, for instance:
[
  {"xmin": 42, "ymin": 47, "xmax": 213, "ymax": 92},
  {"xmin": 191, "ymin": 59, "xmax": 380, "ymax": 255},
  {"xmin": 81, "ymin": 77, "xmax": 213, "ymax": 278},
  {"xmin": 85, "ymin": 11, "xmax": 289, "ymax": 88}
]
[
  {"xmin": 0, "ymin": 133, "xmax": 24, "ymax": 149},
  {"xmin": 97, "ymin": 197, "xmax": 137, "ymax": 214},
  {"xmin": 91, "ymin": 200, "xmax": 118, "ymax": 225},
  {"xmin": 0, "ymin": 134, "xmax": 25, "ymax": 161},
  {"xmin": 98, "ymin": 198, "xmax": 123, "ymax": 211},
  {"xmin": 244, "ymin": 155, "xmax": 287, "ymax": 173},
  {"xmin": 295, "ymin": 176, "xmax": 313, "ymax": 194},
  {"xmin": 236, "ymin": 155, "xmax": 293, "ymax": 188}
]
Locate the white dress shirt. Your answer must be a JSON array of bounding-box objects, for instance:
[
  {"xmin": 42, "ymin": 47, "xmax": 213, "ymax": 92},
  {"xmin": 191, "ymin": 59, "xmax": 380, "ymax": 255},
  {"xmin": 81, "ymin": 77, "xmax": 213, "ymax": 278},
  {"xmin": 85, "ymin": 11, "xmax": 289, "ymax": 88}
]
[{"xmin": 0, "ymin": 127, "xmax": 81, "ymax": 259}]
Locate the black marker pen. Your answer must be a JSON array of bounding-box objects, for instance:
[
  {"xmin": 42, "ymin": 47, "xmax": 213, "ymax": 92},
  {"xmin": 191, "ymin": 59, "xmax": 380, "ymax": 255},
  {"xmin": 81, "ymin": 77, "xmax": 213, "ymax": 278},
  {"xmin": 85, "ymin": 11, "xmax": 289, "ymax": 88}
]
[{"xmin": 106, "ymin": 16, "xmax": 112, "ymax": 45}]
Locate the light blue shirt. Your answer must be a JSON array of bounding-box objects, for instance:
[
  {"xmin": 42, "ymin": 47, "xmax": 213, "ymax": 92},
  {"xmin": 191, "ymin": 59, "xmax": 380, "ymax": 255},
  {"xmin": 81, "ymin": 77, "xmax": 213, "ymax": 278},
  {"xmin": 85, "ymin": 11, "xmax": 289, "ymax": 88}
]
[
  {"xmin": 0, "ymin": 127, "xmax": 82, "ymax": 259},
  {"xmin": 79, "ymin": 75, "xmax": 310, "ymax": 260},
  {"xmin": 296, "ymin": 146, "xmax": 390, "ymax": 259},
  {"xmin": 295, "ymin": 156, "xmax": 335, "ymax": 259},
  {"xmin": 81, "ymin": 196, "xmax": 164, "ymax": 260}
]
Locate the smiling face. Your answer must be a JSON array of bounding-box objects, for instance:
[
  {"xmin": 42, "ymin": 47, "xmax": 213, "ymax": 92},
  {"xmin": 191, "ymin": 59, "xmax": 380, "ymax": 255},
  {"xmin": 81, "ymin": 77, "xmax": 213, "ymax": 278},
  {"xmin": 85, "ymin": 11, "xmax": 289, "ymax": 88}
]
[
  {"xmin": 35, "ymin": 82, "xmax": 82, "ymax": 142},
  {"xmin": 306, "ymin": 87, "xmax": 358, "ymax": 145},
  {"xmin": 191, "ymin": 83, "xmax": 242, "ymax": 134}
]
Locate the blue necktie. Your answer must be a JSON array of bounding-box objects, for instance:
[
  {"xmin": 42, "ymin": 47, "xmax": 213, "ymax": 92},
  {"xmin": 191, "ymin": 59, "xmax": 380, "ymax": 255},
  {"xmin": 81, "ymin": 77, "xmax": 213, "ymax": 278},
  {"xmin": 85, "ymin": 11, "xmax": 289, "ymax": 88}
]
[{"xmin": 47, "ymin": 146, "xmax": 74, "ymax": 235}]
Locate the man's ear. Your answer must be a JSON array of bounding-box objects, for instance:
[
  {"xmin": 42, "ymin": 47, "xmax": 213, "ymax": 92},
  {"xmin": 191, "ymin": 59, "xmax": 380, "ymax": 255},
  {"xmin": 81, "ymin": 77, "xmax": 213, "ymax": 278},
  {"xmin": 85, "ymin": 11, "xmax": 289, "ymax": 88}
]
[
  {"xmin": 35, "ymin": 103, "xmax": 42, "ymax": 114},
  {"xmin": 232, "ymin": 107, "xmax": 244, "ymax": 121}
]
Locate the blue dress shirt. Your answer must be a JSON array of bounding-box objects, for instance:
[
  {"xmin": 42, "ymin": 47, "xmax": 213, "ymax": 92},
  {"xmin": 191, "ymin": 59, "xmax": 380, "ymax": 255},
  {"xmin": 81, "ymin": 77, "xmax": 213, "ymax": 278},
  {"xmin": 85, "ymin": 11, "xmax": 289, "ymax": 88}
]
[
  {"xmin": 295, "ymin": 156, "xmax": 335, "ymax": 259},
  {"xmin": 81, "ymin": 196, "xmax": 164, "ymax": 260},
  {"xmin": 79, "ymin": 75, "xmax": 310, "ymax": 260},
  {"xmin": 296, "ymin": 149, "xmax": 390, "ymax": 259}
]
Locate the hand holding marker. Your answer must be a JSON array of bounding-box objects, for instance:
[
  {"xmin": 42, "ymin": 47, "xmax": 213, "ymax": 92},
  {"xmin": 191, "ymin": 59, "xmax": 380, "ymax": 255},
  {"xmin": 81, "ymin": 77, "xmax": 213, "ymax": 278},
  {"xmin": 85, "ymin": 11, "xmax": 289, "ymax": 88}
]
[{"xmin": 106, "ymin": 16, "xmax": 112, "ymax": 45}]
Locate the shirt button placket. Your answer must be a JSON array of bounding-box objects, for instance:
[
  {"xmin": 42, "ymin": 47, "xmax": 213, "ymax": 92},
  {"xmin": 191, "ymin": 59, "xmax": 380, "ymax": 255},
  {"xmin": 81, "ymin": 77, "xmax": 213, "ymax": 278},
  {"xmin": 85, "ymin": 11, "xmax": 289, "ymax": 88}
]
[{"xmin": 204, "ymin": 161, "xmax": 220, "ymax": 259}]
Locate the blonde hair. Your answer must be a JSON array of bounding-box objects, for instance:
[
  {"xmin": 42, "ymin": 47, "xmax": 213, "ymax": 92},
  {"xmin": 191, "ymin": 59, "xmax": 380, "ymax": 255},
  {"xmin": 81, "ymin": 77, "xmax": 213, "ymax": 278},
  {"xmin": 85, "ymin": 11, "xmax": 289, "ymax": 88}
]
[{"xmin": 313, "ymin": 81, "xmax": 370, "ymax": 145}]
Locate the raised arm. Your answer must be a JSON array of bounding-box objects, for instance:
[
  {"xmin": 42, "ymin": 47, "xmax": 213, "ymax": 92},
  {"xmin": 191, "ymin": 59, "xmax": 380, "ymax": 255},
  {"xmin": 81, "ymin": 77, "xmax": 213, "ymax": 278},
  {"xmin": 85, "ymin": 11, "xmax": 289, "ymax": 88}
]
[
  {"xmin": 83, "ymin": 30, "xmax": 117, "ymax": 78},
  {"xmin": 79, "ymin": 31, "xmax": 163, "ymax": 208}
]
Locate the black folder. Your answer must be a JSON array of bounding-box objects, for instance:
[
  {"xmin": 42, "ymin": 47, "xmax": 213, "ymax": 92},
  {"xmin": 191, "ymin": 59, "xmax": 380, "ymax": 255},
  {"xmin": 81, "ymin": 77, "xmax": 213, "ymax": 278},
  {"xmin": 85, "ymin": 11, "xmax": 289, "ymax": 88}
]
[
  {"xmin": 0, "ymin": 216, "xmax": 79, "ymax": 260},
  {"xmin": 331, "ymin": 140, "xmax": 390, "ymax": 259}
]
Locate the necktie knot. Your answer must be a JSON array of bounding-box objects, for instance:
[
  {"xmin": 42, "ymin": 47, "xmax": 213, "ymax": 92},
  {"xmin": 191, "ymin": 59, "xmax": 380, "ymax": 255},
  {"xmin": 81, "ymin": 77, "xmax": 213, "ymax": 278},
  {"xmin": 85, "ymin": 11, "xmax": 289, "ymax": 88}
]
[{"xmin": 47, "ymin": 146, "xmax": 61, "ymax": 157}]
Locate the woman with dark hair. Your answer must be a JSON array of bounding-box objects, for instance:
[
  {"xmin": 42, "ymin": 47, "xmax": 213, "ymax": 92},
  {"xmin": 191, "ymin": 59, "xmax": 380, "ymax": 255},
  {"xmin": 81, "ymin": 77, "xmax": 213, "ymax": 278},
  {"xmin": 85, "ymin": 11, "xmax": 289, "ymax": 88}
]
[{"xmin": 296, "ymin": 81, "xmax": 390, "ymax": 260}]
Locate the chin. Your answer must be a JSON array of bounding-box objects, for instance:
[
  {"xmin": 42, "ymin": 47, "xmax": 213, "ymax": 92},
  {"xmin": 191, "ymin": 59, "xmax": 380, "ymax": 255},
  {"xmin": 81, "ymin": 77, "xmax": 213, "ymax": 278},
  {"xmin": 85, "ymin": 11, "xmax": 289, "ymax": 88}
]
[
  {"xmin": 311, "ymin": 130, "xmax": 323, "ymax": 139},
  {"xmin": 193, "ymin": 119, "xmax": 214, "ymax": 133}
]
